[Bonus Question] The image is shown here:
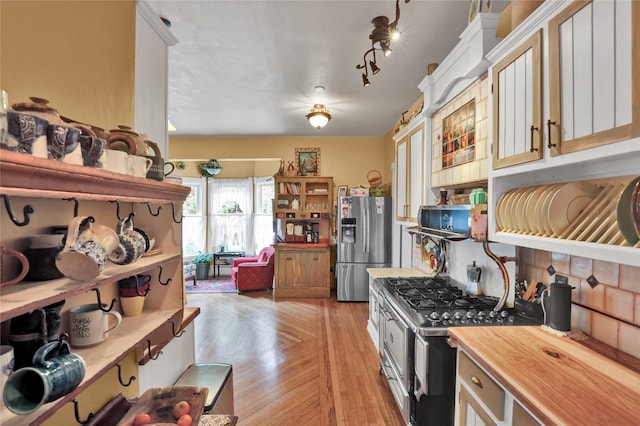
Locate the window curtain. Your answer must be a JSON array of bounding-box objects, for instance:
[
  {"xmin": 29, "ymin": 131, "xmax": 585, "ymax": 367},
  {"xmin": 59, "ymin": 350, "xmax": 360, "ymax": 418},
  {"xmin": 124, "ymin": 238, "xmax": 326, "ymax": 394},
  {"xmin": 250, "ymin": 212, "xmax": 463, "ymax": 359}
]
[
  {"xmin": 253, "ymin": 176, "xmax": 275, "ymax": 253},
  {"xmin": 208, "ymin": 178, "xmax": 253, "ymax": 254}
]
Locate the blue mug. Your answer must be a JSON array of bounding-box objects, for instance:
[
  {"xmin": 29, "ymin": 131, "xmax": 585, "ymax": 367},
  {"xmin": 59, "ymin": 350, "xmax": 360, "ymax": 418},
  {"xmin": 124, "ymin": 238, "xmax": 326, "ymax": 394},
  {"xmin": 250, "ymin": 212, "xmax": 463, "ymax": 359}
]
[{"xmin": 3, "ymin": 340, "xmax": 85, "ymax": 415}]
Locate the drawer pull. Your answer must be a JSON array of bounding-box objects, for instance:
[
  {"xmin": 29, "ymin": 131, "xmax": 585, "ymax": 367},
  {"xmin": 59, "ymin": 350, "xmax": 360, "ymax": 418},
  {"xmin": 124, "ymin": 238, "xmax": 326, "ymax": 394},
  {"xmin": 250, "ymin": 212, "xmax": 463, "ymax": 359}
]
[{"xmin": 471, "ymin": 375, "xmax": 483, "ymax": 388}]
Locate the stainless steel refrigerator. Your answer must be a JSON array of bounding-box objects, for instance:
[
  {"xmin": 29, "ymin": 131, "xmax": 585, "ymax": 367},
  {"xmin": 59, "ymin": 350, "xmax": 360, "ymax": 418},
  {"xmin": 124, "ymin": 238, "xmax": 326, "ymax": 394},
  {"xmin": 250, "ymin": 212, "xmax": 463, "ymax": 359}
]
[{"xmin": 337, "ymin": 196, "xmax": 392, "ymax": 301}]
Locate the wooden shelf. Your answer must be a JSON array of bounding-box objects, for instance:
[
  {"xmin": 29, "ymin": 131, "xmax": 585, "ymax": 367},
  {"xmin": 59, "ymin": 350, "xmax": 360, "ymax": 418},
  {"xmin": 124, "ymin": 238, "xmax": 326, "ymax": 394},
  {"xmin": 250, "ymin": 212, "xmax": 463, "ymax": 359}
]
[
  {"xmin": 0, "ymin": 150, "xmax": 190, "ymax": 204},
  {"xmin": 0, "ymin": 253, "xmax": 181, "ymax": 319}
]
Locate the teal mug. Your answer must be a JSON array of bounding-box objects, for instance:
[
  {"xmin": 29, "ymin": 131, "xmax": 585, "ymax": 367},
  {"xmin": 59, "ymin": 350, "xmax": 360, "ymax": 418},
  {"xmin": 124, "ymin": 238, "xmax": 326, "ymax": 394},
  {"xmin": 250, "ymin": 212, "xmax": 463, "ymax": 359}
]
[{"xmin": 3, "ymin": 339, "xmax": 85, "ymax": 414}]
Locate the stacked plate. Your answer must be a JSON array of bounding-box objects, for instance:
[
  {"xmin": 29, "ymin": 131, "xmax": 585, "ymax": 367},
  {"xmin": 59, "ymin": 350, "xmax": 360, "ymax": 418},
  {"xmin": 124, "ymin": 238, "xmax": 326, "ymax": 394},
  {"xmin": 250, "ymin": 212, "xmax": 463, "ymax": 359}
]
[
  {"xmin": 616, "ymin": 176, "xmax": 640, "ymax": 245},
  {"xmin": 496, "ymin": 181, "xmax": 600, "ymax": 237}
]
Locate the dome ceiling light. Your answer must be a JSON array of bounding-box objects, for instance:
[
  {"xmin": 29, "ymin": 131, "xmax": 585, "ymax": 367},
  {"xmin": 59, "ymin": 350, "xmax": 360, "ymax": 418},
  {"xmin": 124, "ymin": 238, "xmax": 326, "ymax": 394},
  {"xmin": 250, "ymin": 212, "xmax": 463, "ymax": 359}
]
[
  {"xmin": 306, "ymin": 104, "xmax": 332, "ymax": 129},
  {"xmin": 356, "ymin": 0, "xmax": 411, "ymax": 87}
]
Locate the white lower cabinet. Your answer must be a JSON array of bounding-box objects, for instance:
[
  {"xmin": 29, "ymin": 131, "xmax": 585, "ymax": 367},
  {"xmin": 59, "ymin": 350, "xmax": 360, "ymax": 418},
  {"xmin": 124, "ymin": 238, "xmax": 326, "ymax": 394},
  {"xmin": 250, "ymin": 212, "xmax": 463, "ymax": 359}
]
[
  {"xmin": 455, "ymin": 349, "xmax": 541, "ymax": 426},
  {"xmin": 367, "ymin": 275, "xmax": 380, "ymax": 352}
]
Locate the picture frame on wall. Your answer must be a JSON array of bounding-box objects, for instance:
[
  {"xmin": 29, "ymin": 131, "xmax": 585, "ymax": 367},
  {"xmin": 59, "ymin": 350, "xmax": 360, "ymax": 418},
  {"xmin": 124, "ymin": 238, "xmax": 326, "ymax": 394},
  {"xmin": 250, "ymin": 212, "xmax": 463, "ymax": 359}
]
[
  {"xmin": 295, "ymin": 147, "xmax": 320, "ymax": 176},
  {"xmin": 468, "ymin": 0, "xmax": 491, "ymax": 23},
  {"xmin": 337, "ymin": 185, "xmax": 348, "ymax": 198}
]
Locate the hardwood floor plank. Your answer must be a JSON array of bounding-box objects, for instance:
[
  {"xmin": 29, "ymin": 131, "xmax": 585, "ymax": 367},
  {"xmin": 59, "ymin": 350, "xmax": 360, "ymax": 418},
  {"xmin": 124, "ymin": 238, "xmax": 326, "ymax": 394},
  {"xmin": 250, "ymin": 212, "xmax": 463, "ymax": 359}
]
[{"xmin": 186, "ymin": 292, "xmax": 405, "ymax": 425}]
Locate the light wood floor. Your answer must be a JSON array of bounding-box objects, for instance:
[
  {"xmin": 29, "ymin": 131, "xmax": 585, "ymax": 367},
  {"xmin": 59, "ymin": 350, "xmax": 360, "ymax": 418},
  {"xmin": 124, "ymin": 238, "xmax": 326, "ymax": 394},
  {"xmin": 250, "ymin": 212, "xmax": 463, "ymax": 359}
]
[{"xmin": 186, "ymin": 291, "xmax": 405, "ymax": 426}]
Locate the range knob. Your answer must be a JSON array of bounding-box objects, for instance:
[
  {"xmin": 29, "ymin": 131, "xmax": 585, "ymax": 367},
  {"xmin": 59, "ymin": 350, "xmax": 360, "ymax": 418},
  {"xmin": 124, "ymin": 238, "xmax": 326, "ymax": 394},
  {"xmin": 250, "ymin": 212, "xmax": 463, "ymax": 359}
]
[
  {"xmin": 441, "ymin": 311, "xmax": 452, "ymax": 320},
  {"xmin": 498, "ymin": 310, "xmax": 510, "ymax": 321},
  {"xmin": 453, "ymin": 312, "xmax": 463, "ymax": 321},
  {"xmin": 489, "ymin": 310, "xmax": 499, "ymax": 319},
  {"xmin": 429, "ymin": 311, "xmax": 441, "ymax": 322}
]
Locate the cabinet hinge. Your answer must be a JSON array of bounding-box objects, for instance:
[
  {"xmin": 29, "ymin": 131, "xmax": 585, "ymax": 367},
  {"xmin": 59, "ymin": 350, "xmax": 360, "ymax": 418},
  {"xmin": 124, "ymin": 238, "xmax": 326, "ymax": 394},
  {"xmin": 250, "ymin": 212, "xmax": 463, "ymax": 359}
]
[{"xmin": 491, "ymin": 83, "xmax": 493, "ymax": 94}]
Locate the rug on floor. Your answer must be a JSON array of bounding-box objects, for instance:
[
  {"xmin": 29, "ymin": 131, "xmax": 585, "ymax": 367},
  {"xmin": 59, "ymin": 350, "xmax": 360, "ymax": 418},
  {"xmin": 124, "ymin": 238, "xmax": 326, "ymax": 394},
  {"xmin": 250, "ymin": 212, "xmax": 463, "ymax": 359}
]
[{"xmin": 185, "ymin": 277, "xmax": 237, "ymax": 294}]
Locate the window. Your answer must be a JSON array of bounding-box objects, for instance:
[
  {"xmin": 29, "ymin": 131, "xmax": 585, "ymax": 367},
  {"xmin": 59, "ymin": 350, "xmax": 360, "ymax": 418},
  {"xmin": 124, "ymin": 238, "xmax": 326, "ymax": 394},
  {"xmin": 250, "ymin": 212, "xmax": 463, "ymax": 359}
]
[
  {"xmin": 253, "ymin": 177, "xmax": 275, "ymax": 252},
  {"xmin": 181, "ymin": 177, "xmax": 206, "ymax": 257},
  {"xmin": 183, "ymin": 177, "xmax": 274, "ymax": 258}
]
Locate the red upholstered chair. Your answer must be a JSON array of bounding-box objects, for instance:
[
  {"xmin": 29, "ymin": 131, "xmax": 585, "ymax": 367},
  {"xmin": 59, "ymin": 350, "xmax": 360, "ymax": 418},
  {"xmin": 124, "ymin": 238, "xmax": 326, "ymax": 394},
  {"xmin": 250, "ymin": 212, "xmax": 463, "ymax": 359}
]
[{"xmin": 231, "ymin": 246, "xmax": 275, "ymax": 294}]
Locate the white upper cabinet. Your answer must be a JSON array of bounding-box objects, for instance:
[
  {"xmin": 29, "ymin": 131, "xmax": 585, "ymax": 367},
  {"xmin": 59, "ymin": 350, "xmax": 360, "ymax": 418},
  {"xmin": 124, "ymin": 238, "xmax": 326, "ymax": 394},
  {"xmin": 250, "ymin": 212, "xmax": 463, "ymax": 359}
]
[
  {"xmin": 394, "ymin": 117, "xmax": 425, "ymax": 222},
  {"xmin": 492, "ymin": 30, "xmax": 542, "ymax": 169},
  {"xmin": 486, "ymin": 0, "xmax": 640, "ymax": 266},
  {"xmin": 548, "ymin": 0, "xmax": 637, "ymax": 154}
]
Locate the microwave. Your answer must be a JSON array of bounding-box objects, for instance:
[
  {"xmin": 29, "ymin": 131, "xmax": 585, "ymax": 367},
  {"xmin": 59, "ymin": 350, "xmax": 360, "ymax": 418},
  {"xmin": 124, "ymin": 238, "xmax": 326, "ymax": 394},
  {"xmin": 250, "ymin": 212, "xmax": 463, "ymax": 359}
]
[{"xmin": 410, "ymin": 205, "xmax": 473, "ymax": 240}]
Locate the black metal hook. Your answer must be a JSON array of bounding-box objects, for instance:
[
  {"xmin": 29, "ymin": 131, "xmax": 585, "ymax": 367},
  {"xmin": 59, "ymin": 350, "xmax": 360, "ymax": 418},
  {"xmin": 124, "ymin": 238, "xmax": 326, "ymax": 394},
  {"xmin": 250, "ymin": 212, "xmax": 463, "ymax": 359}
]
[
  {"xmin": 93, "ymin": 288, "xmax": 117, "ymax": 312},
  {"xmin": 158, "ymin": 265, "xmax": 172, "ymax": 286},
  {"xmin": 170, "ymin": 320, "xmax": 185, "ymax": 338},
  {"xmin": 72, "ymin": 399, "xmax": 94, "ymax": 424},
  {"xmin": 64, "ymin": 197, "xmax": 80, "ymax": 217},
  {"xmin": 110, "ymin": 200, "xmax": 124, "ymax": 221},
  {"xmin": 116, "ymin": 364, "xmax": 136, "ymax": 387},
  {"xmin": 170, "ymin": 203, "xmax": 183, "ymax": 223},
  {"xmin": 146, "ymin": 339, "xmax": 162, "ymax": 360},
  {"xmin": 146, "ymin": 203, "xmax": 162, "ymax": 216},
  {"xmin": 125, "ymin": 212, "xmax": 135, "ymax": 223},
  {"xmin": 1, "ymin": 194, "xmax": 34, "ymax": 227}
]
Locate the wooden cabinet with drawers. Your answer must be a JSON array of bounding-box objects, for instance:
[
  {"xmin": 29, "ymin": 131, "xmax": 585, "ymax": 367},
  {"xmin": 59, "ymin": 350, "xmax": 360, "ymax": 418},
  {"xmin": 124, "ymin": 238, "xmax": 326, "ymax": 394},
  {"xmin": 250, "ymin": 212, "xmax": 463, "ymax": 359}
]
[{"xmin": 274, "ymin": 245, "xmax": 330, "ymax": 298}]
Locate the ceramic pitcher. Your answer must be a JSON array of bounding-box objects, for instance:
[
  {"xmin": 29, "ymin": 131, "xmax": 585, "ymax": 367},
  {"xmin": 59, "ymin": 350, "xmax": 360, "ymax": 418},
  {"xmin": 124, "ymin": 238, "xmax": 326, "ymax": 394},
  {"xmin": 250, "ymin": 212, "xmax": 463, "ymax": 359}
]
[
  {"xmin": 108, "ymin": 217, "xmax": 146, "ymax": 265},
  {"xmin": 55, "ymin": 216, "xmax": 119, "ymax": 281},
  {"xmin": 3, "ymin": 340, "xmax": 85, "ymax": 415}
]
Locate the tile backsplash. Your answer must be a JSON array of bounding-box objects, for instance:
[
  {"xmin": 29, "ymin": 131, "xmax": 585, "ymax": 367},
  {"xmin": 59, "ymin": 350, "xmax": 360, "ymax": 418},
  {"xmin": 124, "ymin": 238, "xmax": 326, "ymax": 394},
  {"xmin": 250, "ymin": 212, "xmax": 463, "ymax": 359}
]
[{"xmin": 518, "ymin": 247, "xmax": 640, "ymax": 360}]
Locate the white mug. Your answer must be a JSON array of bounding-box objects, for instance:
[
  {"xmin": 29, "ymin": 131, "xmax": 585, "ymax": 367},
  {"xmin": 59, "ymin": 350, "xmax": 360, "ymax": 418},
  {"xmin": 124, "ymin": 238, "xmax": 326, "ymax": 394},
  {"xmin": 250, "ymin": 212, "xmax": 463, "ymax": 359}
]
[
  {"xmin": 69, "ymin": 303, "xmax": 122, "ymax": 348},
  {"xmin": 127, "ymin": 155, "xmax": 153, "ymax": 177},
  {"xmin": 0, "ymin": 90, "xmax": 8, "ymax": 146},
  {"xmin": 105, "ymin": 149, "xmax": 134, "ymax": 174},
  {"xmin": 0, "ymin": 344, "xmax": 14, "ymax": 394}
]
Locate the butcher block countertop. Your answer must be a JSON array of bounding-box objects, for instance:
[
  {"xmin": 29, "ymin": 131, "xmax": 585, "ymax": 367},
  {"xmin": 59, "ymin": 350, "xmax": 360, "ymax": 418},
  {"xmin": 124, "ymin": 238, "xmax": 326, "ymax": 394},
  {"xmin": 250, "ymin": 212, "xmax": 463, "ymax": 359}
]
[
  {"xmin": 448, "ymin": 326, "xmax": 640, "ymax": 425},
  {"xmin": 366, "ymin": 268, "xmax": 428, "ymax": 280}
]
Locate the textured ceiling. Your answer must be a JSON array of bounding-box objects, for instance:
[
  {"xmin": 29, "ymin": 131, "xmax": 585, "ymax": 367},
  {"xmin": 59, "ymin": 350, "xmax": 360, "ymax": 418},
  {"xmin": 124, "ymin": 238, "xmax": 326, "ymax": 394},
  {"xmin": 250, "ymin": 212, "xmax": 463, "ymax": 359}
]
[{"xmin": 150, "ymin": 1, "xmax": 504, "ymax": 137}]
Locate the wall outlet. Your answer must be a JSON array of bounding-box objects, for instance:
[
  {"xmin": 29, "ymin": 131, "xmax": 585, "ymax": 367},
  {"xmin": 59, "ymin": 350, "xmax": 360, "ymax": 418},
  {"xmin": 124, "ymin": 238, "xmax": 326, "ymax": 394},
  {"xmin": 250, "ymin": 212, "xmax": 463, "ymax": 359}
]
[{"xmin": 555, "ymin": 274, "xmax": 568, "ymax": 285}]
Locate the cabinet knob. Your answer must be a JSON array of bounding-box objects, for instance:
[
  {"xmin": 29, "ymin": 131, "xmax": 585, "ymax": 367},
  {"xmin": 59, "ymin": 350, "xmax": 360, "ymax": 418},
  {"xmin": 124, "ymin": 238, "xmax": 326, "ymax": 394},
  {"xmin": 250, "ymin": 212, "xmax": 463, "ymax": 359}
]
[
  {"xmin": 286, "ymin": 257, "xmax": 293, "ymax": 261},
  {"xmin": 471, "ymin": 375, "xmax": 483, "ymax": 389},
  {"xmin": 313, "ymin": 257, "xmax": 319, "ymax": 261}
]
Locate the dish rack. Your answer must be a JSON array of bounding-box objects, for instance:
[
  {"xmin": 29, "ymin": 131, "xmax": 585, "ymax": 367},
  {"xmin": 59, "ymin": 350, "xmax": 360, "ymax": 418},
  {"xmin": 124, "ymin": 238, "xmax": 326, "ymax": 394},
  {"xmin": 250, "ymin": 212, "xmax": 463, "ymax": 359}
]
[{"xmin": 495, "ymin": 175, "xmax": 640, "ymax": 248}]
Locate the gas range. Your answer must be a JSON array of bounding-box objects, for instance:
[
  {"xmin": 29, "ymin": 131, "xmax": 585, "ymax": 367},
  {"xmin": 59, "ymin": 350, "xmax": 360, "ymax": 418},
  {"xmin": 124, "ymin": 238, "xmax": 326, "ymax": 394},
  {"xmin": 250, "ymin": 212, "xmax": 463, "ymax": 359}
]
[{"xmin": 376, "ymin": 276, "xmax": 533, "ymax": 337}]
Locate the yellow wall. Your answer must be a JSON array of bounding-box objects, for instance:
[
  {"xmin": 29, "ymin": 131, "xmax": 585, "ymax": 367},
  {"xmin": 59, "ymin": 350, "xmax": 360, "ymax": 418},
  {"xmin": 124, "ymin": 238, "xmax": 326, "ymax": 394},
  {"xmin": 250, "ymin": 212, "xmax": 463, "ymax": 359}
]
[
  {"xmin": 0, "ymin": 0, "xmax": 136, "ymax": 130},
  {"xmin": 169, "ymin": 135, "xmax": 389, "ymax": 190}
]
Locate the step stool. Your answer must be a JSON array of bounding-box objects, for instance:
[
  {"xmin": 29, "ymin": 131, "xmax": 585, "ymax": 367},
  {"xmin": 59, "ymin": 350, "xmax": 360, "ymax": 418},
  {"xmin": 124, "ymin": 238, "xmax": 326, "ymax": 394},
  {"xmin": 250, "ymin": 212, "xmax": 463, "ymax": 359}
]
[{"xmin": 174, "ymin": 363, "xmax": 234, "ymax": 414}]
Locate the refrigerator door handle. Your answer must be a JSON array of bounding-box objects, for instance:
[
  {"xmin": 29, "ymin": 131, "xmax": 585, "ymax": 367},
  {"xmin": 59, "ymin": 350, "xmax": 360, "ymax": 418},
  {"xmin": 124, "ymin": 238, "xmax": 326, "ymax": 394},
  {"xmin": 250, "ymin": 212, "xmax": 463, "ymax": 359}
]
[{"xmin": 363, "ymin": 204, "xmax": 369, "ymax": 253}]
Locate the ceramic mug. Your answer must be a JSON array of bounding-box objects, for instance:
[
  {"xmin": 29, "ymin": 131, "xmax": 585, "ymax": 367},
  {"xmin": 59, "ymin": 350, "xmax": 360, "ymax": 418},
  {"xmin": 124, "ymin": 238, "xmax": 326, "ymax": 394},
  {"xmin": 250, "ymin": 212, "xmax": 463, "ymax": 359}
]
[
  {"xmin": 24, "ymin": 234, "xmax": 65, "ymax": 281},
  {"xmin": 3, "ymin": 340, "xmax": 85, "ymax": 415},
  {"xmin": 79, "ymin": 135, "xmax": 106, "ymax": 168},
  {"xmin": 55, "ymin": 216, "xmax": 119, "ymax": 281},
  {"xmin": 69, "ymin": 303, "xmax": 122, "ymax": 348},
  {"xmin": 0, "ymin": 345, "xmax": 14, "ymax": 394},
  {"xmin": 108, "ymin": 217, "xmax": 146, "ymax": 265},
  {"xmin": 47, "ymin": 124, "xmax": 81, "ymax": 163},
  {"xmin": 1, "ymin": 246, "xmax": 29, "ymax": 288},
  {"xmin": 0, "ymin": 90, "xmax": 7, "ymax": 146},
  {"xmin": 127, "ymin": 154, "xmax": 153, "ymax": 178},
  {"xmin": 105, "ymin": 149, "xmax": 134, "ymax": 174},
  {"xmin": 5, "ymin": 111, "xmax": 49, "ymax": 157},
  {"xmin": 118, "ymin": 275, "xmax": 150, "ymax": 317}
]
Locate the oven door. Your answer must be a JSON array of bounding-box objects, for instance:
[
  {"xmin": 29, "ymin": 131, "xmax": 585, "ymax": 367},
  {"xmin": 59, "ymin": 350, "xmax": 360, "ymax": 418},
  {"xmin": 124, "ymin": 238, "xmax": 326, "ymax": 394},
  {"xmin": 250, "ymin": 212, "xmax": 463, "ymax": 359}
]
[{"xmin": 379, "ymin": 295, "xmax": 414, "ymax": 424}]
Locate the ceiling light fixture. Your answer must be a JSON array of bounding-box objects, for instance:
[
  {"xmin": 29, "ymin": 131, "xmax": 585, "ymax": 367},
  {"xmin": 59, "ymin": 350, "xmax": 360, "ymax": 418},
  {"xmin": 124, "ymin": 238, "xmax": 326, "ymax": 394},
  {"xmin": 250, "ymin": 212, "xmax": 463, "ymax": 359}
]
[
  {"xmin": 306, "ymin": 104, "xmax": 332, "ymax": 129},
  {"xmin": 355, "ymin": 0, "xmax": 411, "ymax": 87}
]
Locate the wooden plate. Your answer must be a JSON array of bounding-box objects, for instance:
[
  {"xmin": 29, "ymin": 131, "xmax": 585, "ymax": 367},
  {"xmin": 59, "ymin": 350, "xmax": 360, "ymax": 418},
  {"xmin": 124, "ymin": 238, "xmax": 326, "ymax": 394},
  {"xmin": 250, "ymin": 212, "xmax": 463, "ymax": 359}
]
[
  {"xmin": 548, "ymin": 181, "xmax": 600, "ymax": 237},
  {"xmin": 524, "ymin": 185, "xmax": 546, "ymax": 235},
  {"xmin": 116, "ymin": 386, "xmax": 208, "ymax": 426},
  {"xmin": 617, "ymin": 176, "xmax": 640, "ymax": 245},
  {"xmin": 539, "ymin": 185, "xmax": 562, "ymax": 237},
  {"xmin": 500, "ymin": 188, "xmax": 519, "ymax": 232}
]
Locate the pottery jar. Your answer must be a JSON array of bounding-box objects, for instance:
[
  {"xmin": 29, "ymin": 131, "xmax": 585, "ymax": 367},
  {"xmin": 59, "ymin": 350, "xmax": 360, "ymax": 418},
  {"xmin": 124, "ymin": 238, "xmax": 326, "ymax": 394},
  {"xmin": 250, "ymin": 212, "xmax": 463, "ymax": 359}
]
[
  {"xmin": 143, "ymin": 139, "xmax": 165, "ymax": 180},
  {"xmin": 106, "ymin": 125, "xmax": 138, "ymax": 155},
  {"xmin": 5, "ymin": 111, "xmax": 49, "ymax": 158}
]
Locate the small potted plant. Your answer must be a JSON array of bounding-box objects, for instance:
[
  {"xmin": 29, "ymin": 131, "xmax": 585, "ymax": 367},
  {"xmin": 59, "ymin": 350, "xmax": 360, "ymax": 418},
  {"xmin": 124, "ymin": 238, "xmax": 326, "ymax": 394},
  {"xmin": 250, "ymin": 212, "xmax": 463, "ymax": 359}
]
[{"xmin": 192, "ymin": 252, "xmax": 212, "ymax": 280}]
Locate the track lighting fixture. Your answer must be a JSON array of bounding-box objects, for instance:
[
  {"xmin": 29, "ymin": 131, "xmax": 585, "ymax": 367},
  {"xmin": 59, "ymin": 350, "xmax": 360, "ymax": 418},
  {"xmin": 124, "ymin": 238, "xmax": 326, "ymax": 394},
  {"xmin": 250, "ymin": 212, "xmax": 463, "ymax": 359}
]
[{"xmin": 355, "ymin": 0, "xmax": 411, "ymax": 86}]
